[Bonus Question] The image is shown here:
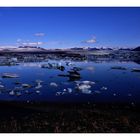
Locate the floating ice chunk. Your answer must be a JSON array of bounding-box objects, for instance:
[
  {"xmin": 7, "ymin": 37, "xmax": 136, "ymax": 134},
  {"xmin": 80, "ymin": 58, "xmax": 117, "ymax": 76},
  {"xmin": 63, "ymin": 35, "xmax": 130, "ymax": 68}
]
[
  {"xmin": 82, "ymin": 81, "xmax": 95, "ymax": 85},
  {"xmin": 35, "ymin": 80, "xmax": 43, "ymax": 83},
  {"xmin": 41, "ymin": 63, "xmax": 65, "ymax": 71},
  {"xmin": 131, "ymin": 68, "xmax": 140, "ymax": 72},
  {"xmin": 77, "ymin": 84, "xmax": 92, "ymax": 94},
  {"xmin": 75, "ymin": 80, "xmax": 95, "ymax": 94},
  {"xmin": 75, "ymin": 80, "xmax": 95, "ymax": 85},
  {"xmin": 113, "ymin": 93, "xmax": 117, "ymax": 96},
  {"xmin": 25, "ymin": 90, "xmax": 33, "ymax": 94},
  {"xmin": 82, "ymin": 89, "xmax": 92, "ymax": 94},
  {"xmin": 78, "ymin": 84, "xmax": 91, "ymax": 90},
  {"xmin": 35, "ymin": 83, "xmax": 42, "ymax": 89},
  {"xmin": 101, "ymin": 86, "xmax": 107, "ymax": 90},
  {"xmin": 36, "ymin": 90, "xmax": 40, "ymax": 94},
  {"xmin": 2, "ymin": 73, "xmax": 19, "ymax": 78},
  {"xmin": 27, "ymin": 100, "xmax": 30, "ymax": 103},
  {"xmin": 58, "ymin": 62, "xmax": 62, "ymax": 66},
  {"xmin": 9, "ymin": 90, "xmax": 15, "ymax": 95},
  {"xmin": 14, "ymin": 86, "xmax": 22, "ymax": 90},
  {"xmin": 66, "ymin": 62, "xmax": 73, "ymax": 66},
  {"xmin": 56, "ymin": 88, "xmax": 73, "ymax": 96},
  {"xmin": 50, "ymin": 82, "xmax": 58, "ymax": 87},
  {"xmin": 22, "ymin": 84, "xmax": 31, "ymax": 88},
  {"xmin": 56, "ymin": 92, "xmax": 62, "ymax": 96},
  {"xmin": 67, "ymin": 88, "xmax": 72, "ymax": 93},
  {"xmin": 63, "ymin": 89, "xmax": 67, "ymax": 92},
  {"xmin": 0, "ymin": 85, "xmax": 4, "ymax": 89},
  {"xmin": 131, "ymin": 102, "xmax": 135, "ymax": 106}
]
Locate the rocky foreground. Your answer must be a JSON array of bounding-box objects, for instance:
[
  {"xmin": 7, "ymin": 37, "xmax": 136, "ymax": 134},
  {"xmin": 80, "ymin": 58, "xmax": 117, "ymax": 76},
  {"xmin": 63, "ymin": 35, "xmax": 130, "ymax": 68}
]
[{"xmin": 0, "ymin": 102, "xmax": 140, "ymax": 133}]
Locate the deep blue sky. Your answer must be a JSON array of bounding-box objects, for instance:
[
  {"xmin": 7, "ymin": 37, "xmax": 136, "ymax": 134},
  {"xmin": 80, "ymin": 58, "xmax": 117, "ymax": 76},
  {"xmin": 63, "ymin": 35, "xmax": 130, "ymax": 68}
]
[{"xmin": 0, "ymin": 7, "xmax": 140, "ymax": 48}]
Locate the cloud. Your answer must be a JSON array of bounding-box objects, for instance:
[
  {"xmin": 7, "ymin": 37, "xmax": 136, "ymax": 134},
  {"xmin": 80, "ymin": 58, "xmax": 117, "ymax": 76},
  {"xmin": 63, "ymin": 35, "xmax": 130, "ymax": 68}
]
[
  {"xmin": 34, "ymin": 32, "xmax": 45, "ymax": 37},
  {"xmin": 85, "ymin": 38, "xmax": 96, "ymax": 43},
  {"xmin": 21, "ymin": 42, "xmax": 44, "ymax": 46},
  {"xmin": 82, "ymin": 36, "xmax": 97, "ymax": 44}
]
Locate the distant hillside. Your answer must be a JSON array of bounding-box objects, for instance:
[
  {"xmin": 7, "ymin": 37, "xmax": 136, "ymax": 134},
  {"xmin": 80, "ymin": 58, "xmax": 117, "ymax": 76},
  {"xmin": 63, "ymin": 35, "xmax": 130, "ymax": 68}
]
[
  {"xmin": 132, "ymin": 46, "xmax": 140, "ymax": 51},
  {"xmin": 0, "ymin": 46, "xmax": 47, "ymax": 53},
  {"xmin": 119, "ymin": 48, "xmax": 131, "ymax": 51}
]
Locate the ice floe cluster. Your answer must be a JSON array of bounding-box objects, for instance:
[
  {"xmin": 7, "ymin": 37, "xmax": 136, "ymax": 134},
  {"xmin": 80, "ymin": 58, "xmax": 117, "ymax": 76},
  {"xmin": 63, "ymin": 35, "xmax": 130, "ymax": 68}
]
[{"xmin": 75, "ymin": 81, "xmax": 95, "ymax": 94}]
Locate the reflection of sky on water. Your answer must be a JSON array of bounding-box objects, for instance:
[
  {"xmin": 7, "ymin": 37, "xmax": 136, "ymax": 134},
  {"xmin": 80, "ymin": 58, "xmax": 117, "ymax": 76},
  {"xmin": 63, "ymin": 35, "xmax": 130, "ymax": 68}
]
[{"xmin": 0, "ymin": 60, "xmax": 140, "ymax": 105}]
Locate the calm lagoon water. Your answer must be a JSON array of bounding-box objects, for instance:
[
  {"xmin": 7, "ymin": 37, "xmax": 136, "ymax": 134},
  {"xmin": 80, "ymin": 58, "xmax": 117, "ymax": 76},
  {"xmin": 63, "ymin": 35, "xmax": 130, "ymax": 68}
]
[{"xmin": 0, "ymin": 60, "xmax": 140, "ymax": 105}]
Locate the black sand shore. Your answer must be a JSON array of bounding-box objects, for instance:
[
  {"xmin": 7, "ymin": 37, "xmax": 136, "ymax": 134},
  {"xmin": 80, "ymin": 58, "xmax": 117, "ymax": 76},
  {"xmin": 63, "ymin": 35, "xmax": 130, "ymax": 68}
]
[{"xmin": 0, "ymin": 101, "xmax": 140, "ymax": 133}]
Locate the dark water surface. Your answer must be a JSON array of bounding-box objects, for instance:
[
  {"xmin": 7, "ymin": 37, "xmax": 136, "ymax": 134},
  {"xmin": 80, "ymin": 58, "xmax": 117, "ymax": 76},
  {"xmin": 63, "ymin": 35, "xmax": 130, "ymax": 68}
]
[{"xmin": 0, "ymin": 60, "xmax": 140, "ymax": 105}]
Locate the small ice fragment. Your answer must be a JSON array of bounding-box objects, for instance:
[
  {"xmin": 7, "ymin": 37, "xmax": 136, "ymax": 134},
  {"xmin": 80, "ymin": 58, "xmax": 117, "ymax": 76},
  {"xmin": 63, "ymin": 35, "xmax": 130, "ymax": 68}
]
[
  {"xmin": 75, "ymin": 80, "xmax": 95, "ymax": 85},
  {"xmin": 101, "ymin": 86, "xmax": 107, "ymax": 90},
  {"xmin": 82, "ymin": 89, "xmax": 92, "ymax": 94},
  {"xmin": 50, "ymin": 82, "xmax": 58, "ymax": 87},
  {"xmin": 35, "ymin": 80, "xmax": 43, "ymax": 83},
  {"xmin": 82, "ymin": 81, "xmax": 95, "ymax": 85},
  {"xmin": 36, "ymin": 90, "xmax": 40, "ymax": 94},
  {"xmin": 22, "ymin": 84, "xmax": 31, "ymax": 88},
  {"xmin": 9, "ymin": 90, "xmax": 15, "ymax": 95},
  {"xmin": 66, "ymin": 62, "xmax": 73, "ymax": 66},
  {"xmin": 77, "ymin": 84, "xmax": 92, "ymax": 94},
  {"xmin": 35, "ymin": 83, "xmax": 42, "ymax": 89},
  {"xmin": 63, "ymin": 89, "xmax": 67, "ymax": 92},
  {"xmin": 0, "ymin": 85, "xmax": 4, "ymax": 89},
  {"xmin": 27, "ymin": 100, "xmax": 30, "ymax": 103},
  {"xmin": 113, "ymin": 93, "xmax": 116, "ymax": 96},
  {"xmin": 67, "ymin": 88, "xmax": 72, "ymax": 93},
  {"xmin": 78, "ymin": 84, "xmax": 91, "ymax": 90},
  {"xmin": 61, "ymin": 92, "xmax": 66, "ymax": 95},
  {"xmin": 2, "ymin": 73, "xmax": 19, "ymax": 78},
  {"xmin": 131, "ymin": 102, "xmax": 135, "ymax": 106},
  {"xmin": 56, "ymin": 92, "xmax": 61, "ymax": 96},
  {"xmin": 58, "ymin": 62, "xmax": 62, "ymax": 66},
  {"xmin": 131, "ymin": 68, "xmax": 140, "ymax": 72}
]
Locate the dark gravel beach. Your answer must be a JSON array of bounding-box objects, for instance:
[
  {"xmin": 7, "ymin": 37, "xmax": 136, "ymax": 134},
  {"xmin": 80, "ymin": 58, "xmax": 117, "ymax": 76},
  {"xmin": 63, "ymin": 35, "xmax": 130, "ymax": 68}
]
[{"xmin": 0, "ymin": 101, "xmax": 140, "ymax": 133}]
